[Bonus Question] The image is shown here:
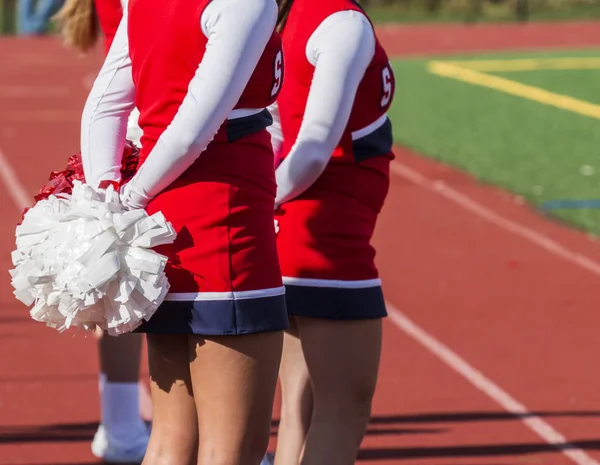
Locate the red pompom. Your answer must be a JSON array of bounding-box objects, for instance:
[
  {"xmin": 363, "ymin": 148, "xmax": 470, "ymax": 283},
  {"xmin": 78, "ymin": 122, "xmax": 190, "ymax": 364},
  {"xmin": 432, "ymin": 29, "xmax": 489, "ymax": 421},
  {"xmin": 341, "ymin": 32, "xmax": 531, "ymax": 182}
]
[
  {"xmin": 32, "ymin": 141, "xmax": 140, "ymax": 204},
  {"xmin": 17, "ymin": 141, "xmax": 141, "ymax": 226}
]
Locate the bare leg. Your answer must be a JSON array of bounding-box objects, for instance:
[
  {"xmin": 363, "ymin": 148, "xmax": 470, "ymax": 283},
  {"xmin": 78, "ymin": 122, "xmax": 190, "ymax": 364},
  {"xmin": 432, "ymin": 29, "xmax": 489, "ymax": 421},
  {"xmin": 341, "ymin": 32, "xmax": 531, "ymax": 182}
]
[
  {"xmin": 274, "ymin": 318, "xmax": 313, "ymax": 465},
  {"xmin": 142, "ymin": 334, "xmax": 198, "ymax": 465},
  {"xmin": 99, "ymin": 332, "xmax": 143, "ymax": 383},
  {"xmin": 94, "ymin": 332, "xmax": 149, "ymax": 456},
  {"xmin": 95, "ymin": 330, "xmax": 152, "ymax": 418},
  {"xmin": 190, "ymin": 332, "xmax": 283, "ymax": 465},
  {"xmin": 297, "ymin": 317, "xmax": 382, "ymax": 465}
]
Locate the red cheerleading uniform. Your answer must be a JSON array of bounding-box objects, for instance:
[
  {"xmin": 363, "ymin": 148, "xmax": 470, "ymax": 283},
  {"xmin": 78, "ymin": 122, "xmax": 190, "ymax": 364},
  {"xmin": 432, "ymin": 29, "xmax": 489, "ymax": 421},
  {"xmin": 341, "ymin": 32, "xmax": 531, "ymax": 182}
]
[
  {"xmin": 94, "ymin": 0, "xmax": 123, "ymax": 54},
  {"xmin": 274, "ymin": 0, "xmax": 395, "ymax": 319}
]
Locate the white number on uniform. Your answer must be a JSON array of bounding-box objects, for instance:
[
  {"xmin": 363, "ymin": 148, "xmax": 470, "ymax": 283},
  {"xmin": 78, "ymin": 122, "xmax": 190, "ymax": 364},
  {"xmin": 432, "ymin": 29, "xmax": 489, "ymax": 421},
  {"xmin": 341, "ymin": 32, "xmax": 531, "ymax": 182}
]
[
  {"xmin": 271, "ymin": 49, "xmax": 283, "ymax": 98},
  {"xmin": 380, "ymin": 64, "xmax": 393, "ymax": 108}
]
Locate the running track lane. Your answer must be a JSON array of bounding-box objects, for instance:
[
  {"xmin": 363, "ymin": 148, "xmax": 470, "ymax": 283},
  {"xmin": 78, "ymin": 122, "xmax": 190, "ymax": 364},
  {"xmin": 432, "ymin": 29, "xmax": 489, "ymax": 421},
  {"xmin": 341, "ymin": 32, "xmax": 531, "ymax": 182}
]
[
  {"xmin": 1, "ymin": 25, "xmax": 600, "ymax": 463},
  {"xmin": 377, "ymin": 20, "xmax": 600, "ymax": 56},
  {"xmin": 368, "ymin": 147, "xmax": 600, "ymax": 464}
]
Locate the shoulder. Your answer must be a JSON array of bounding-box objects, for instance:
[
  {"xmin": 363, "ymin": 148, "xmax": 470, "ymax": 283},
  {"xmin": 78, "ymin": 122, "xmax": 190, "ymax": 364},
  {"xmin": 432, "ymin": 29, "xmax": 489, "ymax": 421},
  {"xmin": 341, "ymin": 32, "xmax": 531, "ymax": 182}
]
[
  {"xmin": 306, "ymin": 10, "xmax": 374, "ymax": 65},
  {"xmin": 201, "ymin": 0, "xmax": 277, "ymax": 35}
]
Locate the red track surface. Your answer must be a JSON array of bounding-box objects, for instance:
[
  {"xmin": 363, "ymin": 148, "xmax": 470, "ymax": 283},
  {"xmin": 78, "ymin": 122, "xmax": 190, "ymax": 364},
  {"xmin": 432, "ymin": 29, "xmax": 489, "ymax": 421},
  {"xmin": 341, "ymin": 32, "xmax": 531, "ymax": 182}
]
[
  {"xmin": 1, "ymin": 22, "xmax": 600, "ymax": 465},
  {"xmin": 377, "ymin": 20, "xmax": 600, "ymax": 56}
]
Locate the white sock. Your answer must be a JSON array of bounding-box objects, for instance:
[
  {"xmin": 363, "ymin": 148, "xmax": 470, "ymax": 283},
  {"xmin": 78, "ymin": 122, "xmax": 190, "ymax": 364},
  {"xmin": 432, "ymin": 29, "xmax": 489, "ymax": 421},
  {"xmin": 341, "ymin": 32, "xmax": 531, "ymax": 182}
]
[{"xmin": 100, "ymin": 378, "xmax": 147, "ymax": 444}]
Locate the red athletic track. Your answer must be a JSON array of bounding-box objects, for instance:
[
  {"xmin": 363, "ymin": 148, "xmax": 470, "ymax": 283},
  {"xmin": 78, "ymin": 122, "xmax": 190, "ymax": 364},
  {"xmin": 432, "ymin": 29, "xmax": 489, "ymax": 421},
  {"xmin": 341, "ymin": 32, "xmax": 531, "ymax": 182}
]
[{"xmin": 1, "ymin": 22, "xmax": 600, "ymax": 465}]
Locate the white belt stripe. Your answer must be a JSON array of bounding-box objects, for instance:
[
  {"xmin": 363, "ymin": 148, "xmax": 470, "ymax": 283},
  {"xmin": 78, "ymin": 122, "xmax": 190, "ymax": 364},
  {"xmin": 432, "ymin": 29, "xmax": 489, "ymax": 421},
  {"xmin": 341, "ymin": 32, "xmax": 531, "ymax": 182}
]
[
  {"xmin": 351, "ymin": 113, "xmax": 388, "ymax": 140},
  {"xmin": 228, "ymin": 108, "xmax": 265, "ymax": 120},
  {"xmin": 165, "ymin": 286, "xmax": 285, "ymax": 301},
  {"xmin": 282, "ymin": 277, "xmax": 382, "ymax": 289}
]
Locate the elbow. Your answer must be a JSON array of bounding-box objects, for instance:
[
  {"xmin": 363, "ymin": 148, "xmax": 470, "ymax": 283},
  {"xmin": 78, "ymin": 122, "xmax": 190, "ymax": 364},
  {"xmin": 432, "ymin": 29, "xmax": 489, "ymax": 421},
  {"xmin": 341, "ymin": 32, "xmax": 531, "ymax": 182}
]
[
  {"xmin": 287, "ymin": 139, "xmax": 333, "ymax": 177},
  {"xmin": 174, "ymin": 133, "xmax": 200, "ymax": 154},
  {"xmin": 81, "ymin": 95, "xmax": 96, "ymax": 129},
  {"xmin": 305, "ymin": 147, "xmax": 330, "ymax": 174},
  {"xmin": 310, "ymin": 153, "xmax": 329, "ymax": 172}
]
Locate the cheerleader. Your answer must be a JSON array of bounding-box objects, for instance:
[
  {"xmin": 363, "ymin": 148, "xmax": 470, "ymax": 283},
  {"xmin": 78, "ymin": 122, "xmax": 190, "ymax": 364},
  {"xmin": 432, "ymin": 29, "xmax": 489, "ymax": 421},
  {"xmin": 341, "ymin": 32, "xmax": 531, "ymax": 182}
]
[
  {"xmin": 80, "ymin": 0, "xmax": 287, "ymax": 463},
  {"xmin": 267, "ymin": 0, "xmax": 395, "ymax": 464},
  {"xmin": 53, "ymin": 1, "xmax": 146, "ymax": 462}
]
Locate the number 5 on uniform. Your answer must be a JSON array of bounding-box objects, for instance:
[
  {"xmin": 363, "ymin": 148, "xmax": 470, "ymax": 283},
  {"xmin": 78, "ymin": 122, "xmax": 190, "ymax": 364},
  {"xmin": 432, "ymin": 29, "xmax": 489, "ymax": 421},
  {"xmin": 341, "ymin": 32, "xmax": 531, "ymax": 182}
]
[
  {"xmin": 271, "ymin": 49, "xmax": 284, "ymax": 98},
  {"xmin": 380, "ymin": 62, "xmax": 394, "ymax": 108}
]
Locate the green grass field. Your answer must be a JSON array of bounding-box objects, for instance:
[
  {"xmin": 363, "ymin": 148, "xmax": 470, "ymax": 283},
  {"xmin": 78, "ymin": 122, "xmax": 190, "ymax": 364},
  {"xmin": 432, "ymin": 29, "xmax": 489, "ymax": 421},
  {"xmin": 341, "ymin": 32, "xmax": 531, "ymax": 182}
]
[{"xmin": 388, "ymin": 49, "xmax": 600, "ymax": 235}]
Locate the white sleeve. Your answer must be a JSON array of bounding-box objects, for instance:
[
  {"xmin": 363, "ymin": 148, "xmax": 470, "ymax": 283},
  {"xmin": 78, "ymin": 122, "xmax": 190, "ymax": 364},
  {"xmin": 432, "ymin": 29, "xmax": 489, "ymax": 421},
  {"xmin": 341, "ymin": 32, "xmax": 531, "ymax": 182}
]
[
  {"xmin": 126, "ymin": 107, "xmax": 142, "ymax": 147},
  {"xmin": 80, "ymin": 10, "xmax": 135, "ymax": 189},
  {"xmin": 274, "ymin": 10, "xmax": 375, "ymax": 207},
  {"xmin": 266, "ymin": 102, "xmax": 283, "ymax": 160},
  {"xmin": 122, "ymin": 0, "xmax": 277, "ymax": 208}
]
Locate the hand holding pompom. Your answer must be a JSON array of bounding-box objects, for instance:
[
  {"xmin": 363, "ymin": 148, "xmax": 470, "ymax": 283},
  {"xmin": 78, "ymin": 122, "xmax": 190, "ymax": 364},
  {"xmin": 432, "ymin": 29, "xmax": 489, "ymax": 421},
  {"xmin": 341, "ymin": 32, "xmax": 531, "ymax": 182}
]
[
  {"xmin": 10, "ymin": 144, "xmax": 176, "ymax": 336},
  {"xmin": 10, "ymin": 181, "xmax": 176, "ymax": 335},
  {"xmin": 119, "ymin": 179, "xmax": 152, "ymax": 211}
]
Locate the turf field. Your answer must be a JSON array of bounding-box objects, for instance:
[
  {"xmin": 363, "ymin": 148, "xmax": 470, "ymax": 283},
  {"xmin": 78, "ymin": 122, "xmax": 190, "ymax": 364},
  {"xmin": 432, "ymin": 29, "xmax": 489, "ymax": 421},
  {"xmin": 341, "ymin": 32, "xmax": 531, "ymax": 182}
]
[{"xmin": 388, "ymin": 49, "xmax": 600, "ymax": 235}]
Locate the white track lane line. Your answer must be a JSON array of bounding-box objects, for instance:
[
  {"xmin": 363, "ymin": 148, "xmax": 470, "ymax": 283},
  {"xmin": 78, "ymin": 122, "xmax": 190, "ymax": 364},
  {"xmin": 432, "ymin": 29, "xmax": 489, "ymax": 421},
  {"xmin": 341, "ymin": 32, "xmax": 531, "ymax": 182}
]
[
  {"xmin": 386, "ymin": 302, "xmax": 599, "ymax": 465},
  {"xmin": 388, "ymin": 159, "xmax": 600, "ymax": 464},
  {"xmin": 0, "ymin": 145, "xmax": 30, "ymax": 211},
  {"xmin": 390, "ymin": 161, "xmax": 600, "ymax": 277}
]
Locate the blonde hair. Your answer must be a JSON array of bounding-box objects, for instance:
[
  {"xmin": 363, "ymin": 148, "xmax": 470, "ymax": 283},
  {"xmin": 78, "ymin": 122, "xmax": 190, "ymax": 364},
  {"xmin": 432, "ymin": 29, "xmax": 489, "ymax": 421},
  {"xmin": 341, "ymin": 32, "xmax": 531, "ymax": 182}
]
[{"xmin": 53, "ymin": 0, "xmax": 99, "ymax": 54}]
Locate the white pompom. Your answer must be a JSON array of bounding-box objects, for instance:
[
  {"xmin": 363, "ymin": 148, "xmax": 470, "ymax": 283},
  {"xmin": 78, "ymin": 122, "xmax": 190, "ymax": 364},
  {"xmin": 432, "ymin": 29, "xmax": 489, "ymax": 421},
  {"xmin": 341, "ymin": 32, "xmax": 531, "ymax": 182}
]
[{"xmin": 9, "ymin": 181, "xmax": 176, "ymax": 336}]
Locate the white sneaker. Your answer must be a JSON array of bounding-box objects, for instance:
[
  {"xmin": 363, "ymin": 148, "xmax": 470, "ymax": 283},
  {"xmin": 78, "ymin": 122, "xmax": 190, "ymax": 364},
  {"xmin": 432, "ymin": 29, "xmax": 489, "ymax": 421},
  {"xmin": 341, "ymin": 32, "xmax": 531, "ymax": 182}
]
[
  {"xmin": 91, "ymin": 424, "xmax": 150, "ymax": 464},
  {"xmin": 260, "ymin": 452, "xmax": 275, "ymax": 465}
]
